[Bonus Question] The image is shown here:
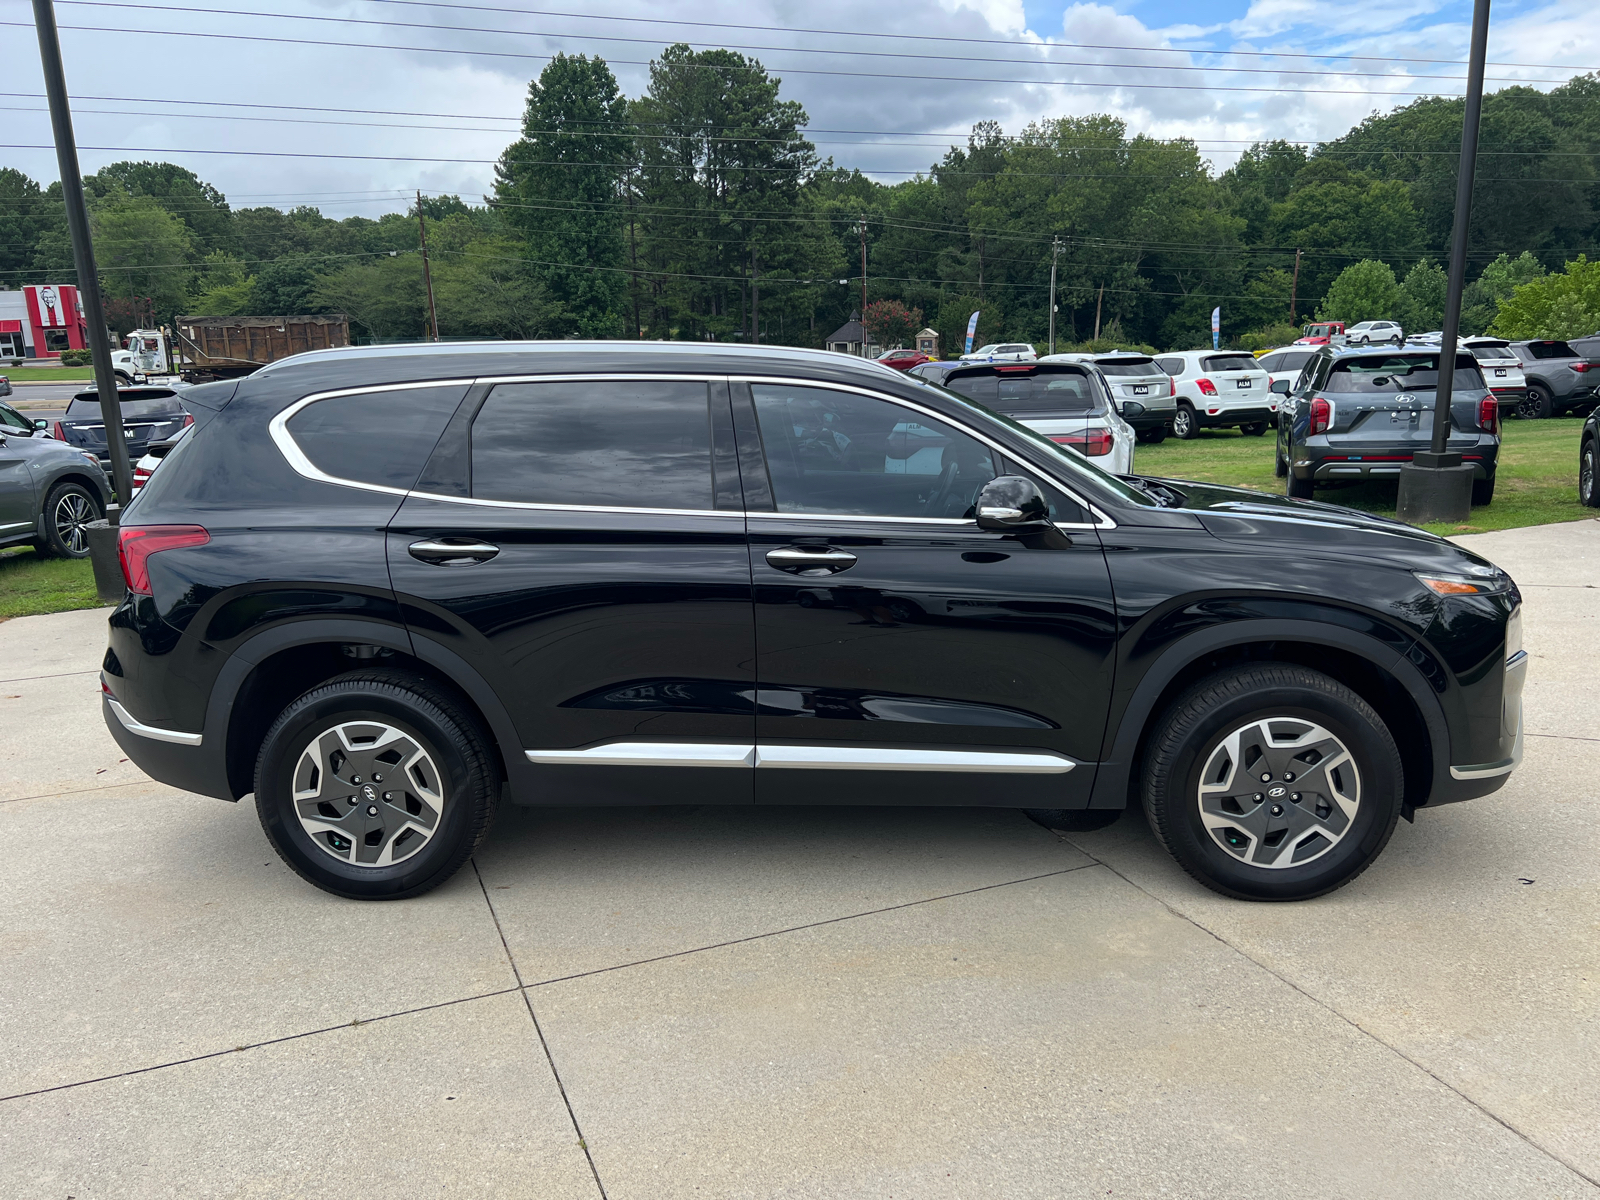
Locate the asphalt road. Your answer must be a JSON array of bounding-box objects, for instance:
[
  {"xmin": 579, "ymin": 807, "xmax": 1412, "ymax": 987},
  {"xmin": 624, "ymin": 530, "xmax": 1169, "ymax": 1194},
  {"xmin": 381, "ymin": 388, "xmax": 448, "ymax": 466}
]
[
  {"xmin": 4, "ymin": 381, "xmax": 92, "ymax": 406},
  {"xmin": 1, "ymin": 521, "xmax": 1597, "ymax": 1197}
]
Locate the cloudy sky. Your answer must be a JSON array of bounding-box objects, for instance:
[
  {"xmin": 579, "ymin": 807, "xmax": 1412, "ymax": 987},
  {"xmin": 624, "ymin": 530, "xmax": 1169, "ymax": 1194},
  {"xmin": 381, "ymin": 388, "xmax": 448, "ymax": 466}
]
[{"xmin": 4, "ymin": 0, "xmax": 1597, "ymax": 216}]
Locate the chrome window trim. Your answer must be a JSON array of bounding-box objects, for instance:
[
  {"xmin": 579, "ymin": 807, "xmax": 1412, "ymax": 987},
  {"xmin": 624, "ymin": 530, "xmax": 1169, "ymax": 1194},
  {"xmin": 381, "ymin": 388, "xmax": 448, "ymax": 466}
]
[
  {"xmin": 268, "ymin": 372, "xmax": 1114, "ymax": 528},
  {"xmin": 737, "ymin": 375, "xmax": 1115, "ymax": 530},
  {"xmin": 107, "ymin": 697, "xmax": 203, "ymax": 746},
  {"xmin": 525, "ymin": 741, "xmax": 1077, "ymax": 774}
]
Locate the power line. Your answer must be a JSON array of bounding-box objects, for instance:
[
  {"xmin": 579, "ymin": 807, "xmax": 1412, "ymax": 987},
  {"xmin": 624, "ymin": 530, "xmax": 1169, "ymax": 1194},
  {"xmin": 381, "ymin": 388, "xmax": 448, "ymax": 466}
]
[{"xmin": 48, "ymin": 0, "xmax": 1590, "ymax": 84}]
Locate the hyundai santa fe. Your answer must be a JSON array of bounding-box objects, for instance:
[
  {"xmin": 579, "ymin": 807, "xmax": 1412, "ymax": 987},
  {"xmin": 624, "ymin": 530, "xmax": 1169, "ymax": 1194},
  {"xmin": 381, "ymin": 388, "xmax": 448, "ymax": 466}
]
[{"xmin": 105, "ymin": 342, "xmax": 1526, "ymax": 903}]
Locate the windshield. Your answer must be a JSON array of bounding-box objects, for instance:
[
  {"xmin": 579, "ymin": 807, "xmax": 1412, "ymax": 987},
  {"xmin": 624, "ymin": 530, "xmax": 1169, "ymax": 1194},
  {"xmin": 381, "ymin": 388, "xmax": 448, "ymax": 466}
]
[
  {"xmin": 908, "ymin": 374, "xmax": 1157, "ymax": 509},
  {"xmin": 1201, "ymin": 355, "xmax": 1259, "ymax": 373},
  {"xmin": 1095, "ymin": 358, "xmax": 1160, "ymax": 376},
  {"xmin": 1304, "ymin": 324, "xmax": 1338, "ymax": 337},
  {"xmin": 1326, "ymin": 355, "xmax": 1485, "ymax": 392}
]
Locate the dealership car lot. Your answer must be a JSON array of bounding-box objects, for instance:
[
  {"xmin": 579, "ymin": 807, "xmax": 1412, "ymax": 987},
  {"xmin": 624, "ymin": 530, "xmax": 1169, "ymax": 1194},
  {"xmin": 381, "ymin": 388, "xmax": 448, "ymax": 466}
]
[{"xmin": 2, "ymin": 520, "xmax": 1598, "ymax": 1197}]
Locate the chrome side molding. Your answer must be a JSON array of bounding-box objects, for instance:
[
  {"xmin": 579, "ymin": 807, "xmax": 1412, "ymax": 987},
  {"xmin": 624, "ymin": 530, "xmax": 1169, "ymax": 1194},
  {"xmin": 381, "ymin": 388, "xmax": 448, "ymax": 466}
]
[
  {"xmin": 106, "ymin": 697, "xmax": 204, "ymax": 746},
  {"xmin": 525, "ymin": 741, "xmax": 1075, "ymax": 774}
]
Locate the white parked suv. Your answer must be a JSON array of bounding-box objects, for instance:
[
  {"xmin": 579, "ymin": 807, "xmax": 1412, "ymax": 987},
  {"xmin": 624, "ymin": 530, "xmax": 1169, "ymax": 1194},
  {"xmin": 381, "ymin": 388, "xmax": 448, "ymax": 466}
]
[
  {"xmin": 1345, "ymin": 320, "xmax": 1405, "ymax": 346},
  {"xmin": 1042, "ymin": 352, "xmax": 1176, "ymax": 443},
  {"xmin": 1462, "ymin": 336, "xmax": 1527, "ymax": 413},
  {"xmin": 960, "ymin": 342, "xmax": 1038, "ymax": 363},
  {"xmin": 1154, "ymin": 351, "xmax": 1277, "ymax": 439}
]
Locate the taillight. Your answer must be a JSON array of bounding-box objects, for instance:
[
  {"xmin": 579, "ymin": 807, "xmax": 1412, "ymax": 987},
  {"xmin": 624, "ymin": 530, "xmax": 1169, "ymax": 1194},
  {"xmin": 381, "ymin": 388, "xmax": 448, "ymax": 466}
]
[
  {"xmin": 1196, "ymin": 378, "xmax": 1218, "ymax": 396},
  {"xmin": 1572, "ymin": 362, "xmax": 1592, "ymax": 373},
  {"xmin": 117, "ymin": 525, "xmax": 210, "ymax": 596},
  {"xmin": 1049, "ymin": 427, "xmax": 1114, "ymax": 456},
  {"xmin": 1309, "ymin": 398, "xmax": 1332, "ymax": 436},
  {"xmin": 1479, "ymin": 396, "xmax": 1498, "ymax": 432},
  {"xmin": 1169, "ymin": 376, "xmax": 1176, "ymax": 397},
  {"xmin": 131, "ymin": 467, "xmax": 152, "ymax": 492},
  {"xmin": 52, "ymin": 420, "xmax": 65, "ymax": 440},
  {"xmin": 182, "ymin": 412, "xmax": 194, "ymax": 428}
]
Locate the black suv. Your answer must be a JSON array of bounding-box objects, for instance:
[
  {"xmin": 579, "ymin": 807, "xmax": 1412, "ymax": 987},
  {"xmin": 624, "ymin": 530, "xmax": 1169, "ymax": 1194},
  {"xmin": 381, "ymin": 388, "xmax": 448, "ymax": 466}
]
[
  {"xmin": 105, "ymin": 343, "xmax": 1526, "ymax": 904},
  {"xmin": 1273, "ymin": 346, "xmax": 1501, "ymax": 505}
]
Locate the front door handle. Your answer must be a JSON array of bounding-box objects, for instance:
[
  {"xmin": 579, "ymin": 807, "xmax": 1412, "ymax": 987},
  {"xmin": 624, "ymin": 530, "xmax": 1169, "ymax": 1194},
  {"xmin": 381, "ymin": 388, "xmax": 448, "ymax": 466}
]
[
  {"xmin": 765, "ymin": 547, "xmax": 857, "ymax": 575},
  {"xmin": 409, "ymin": 539, "xmax": 500, "ymax": 565}
]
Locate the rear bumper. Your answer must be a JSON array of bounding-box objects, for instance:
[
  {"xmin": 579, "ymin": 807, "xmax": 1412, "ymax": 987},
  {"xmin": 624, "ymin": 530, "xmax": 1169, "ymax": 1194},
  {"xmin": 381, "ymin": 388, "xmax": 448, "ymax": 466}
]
[
  {"xmin": 1195, "ymin": 404, "xmax": 1276, "ymax": 427},
  {"xmin": 103, "ymin": 692, "xmax": 234, "ymax": 801},
  {"xmin": 1310, "ymin": 456, "xmax": 1494, "ymax": 482}
]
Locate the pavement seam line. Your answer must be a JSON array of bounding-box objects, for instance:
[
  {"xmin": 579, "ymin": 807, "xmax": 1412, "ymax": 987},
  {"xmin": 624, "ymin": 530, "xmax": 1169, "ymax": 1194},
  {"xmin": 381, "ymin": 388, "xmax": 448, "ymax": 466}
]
[
  {"xmin": 523, "ymin": 860, "xmax": 1101, "ymax": 991},
  {"xmin": 473, "ymin": 858, "xmax": 611, "ymax": 1200},
  {"xmin": 1056, "ymin": 831, "xmax": 1600, "ymax": 1194},
  {"xmin": 1, "ymin": 779, "xmax": 166, "ymax": 806},
  {"xmin": 0, "ymin": 985, "xmax": 522, "ymax": 1104},
  {"xmin": 0, "ymin": 668, "xmax": 100, "ymax": 684}
]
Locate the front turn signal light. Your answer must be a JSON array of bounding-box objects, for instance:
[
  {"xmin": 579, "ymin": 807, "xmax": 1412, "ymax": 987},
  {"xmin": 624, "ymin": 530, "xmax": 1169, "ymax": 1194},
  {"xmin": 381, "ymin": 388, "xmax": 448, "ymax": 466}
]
[{"xmin": 1415, "ymin": 570, "xmax": 1510, "ymax": 596}]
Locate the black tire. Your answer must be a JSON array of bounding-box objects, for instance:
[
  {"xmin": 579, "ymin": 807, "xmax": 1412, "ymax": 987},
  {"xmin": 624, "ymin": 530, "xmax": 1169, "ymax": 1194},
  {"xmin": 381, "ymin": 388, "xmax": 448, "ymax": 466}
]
[
  {"xmin": 1274, "ymin": 431, "xmax": 1289, "ymax": 478},
  {"xmin": 1287, "ymin": 471, "xmax": 1315, "ymax": 499},
  {"xmin": 1519, "ymin": 385, "xmax": 1554, "ymax": 420},
  {"xmin": 1472, "ymin": 474, "xmax": 1496, "ymax": 506},
  {"xmin": 1136, "ymin": 427, "xmax": 1167, "ymax": 444},
  {"xmin": 39, "ymin": 481, "xmax": 100, "ymax": 558},
  {"xmin": 1141, "ymin": 664, "xmax": 1403, "ymax": 901},
  {"xmin": 1173, "ymin": 404, "xmax": 1200, "ymax": 440},
  {"xmin": 254, "ymin": 670, "xmax": 500, "ymax": 900},
  {"xmin": 1023, "ymin": 807, "xmax": 1123, "ymax": 833},
  {"xmin": 113, "ymin": 371, "xmax": 132, "ymax": 385},
  {"xmin": 1240, "ymin": 422, "xmax": 1267, "ymax": 437},
  {"xmin": 1580, "ymin": 439, "xmax": 1599, "ymax": 508}
]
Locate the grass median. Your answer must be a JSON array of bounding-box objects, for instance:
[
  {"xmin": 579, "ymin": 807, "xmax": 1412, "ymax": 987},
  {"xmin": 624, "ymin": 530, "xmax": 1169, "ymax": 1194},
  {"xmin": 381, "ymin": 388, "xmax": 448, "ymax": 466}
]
[
  {"xmin": 0, "ymin": 547, "xmax": 103, "ymax": 621},
  {"xmin": 1134, "ymin": 415, "xmax": 1593, "ymax": 535},
  {"xmin": 2, "ymin": 368, "xmax": 94, "ymax": 383}
]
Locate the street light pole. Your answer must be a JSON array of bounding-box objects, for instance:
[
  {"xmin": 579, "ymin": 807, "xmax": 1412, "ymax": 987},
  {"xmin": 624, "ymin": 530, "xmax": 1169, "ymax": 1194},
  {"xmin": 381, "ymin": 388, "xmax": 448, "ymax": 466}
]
[
  {"xmin": 31, "ymin": 0, "xmax": 134, "ymax": 518},
  {"xmin": 1396, "ymin": 0, "xmax": 1491, "ymax": 525}
]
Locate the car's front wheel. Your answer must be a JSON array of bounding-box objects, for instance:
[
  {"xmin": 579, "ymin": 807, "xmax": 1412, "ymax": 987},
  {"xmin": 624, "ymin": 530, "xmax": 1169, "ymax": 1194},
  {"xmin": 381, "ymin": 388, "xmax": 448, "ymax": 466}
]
[
  {"xmin": 1141, "ymin": 665, "xmax": 1403, "ymax": 901},
  {"xmin": 1173, "ymin": 404, "xmax": 1199, "ymax": 439},
  {"xmin": 254, "ymin": 670, "xmax": 499, "ymax": 900},
  {"xmin": 40, "ymin": 481, "xmax": 100, "ymax": 558},
  {"xmin": 1136, "ymin": 427, "xmax": 1167, "ymax": 444},
  {"xmin": 1580, "ymin": 439, "xmax": 1599, "ymax": 507}
]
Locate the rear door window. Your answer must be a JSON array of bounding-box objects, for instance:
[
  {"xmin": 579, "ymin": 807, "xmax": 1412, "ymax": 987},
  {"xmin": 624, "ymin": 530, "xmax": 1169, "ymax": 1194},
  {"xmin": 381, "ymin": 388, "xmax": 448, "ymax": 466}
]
[
  {"xmin": 750, "ymin": 383, "xmax": 996, "ymax": 519},
  {"xmin": 1155, "ymin": 357, "xmax": 1185, "ymax": 376},
  {"xmin": 286, "ymin": 383, "xmax": 470, "ymax": 491},
  {"xmin": 471, "ymin": 380, "xmax": 712, "ymax": 510}
]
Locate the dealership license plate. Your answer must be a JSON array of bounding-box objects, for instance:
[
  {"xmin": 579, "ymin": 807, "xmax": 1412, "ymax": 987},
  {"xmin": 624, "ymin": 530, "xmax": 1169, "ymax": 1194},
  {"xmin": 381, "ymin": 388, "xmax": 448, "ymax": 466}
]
[
  {"xmin": 1495, "ymin": 368, "xmax": 1506, "ymax": 376},
  {"xmin": 1236, "ymin": 379, "xmax": 1251, "ymax": 388},
  {"xmin": 1132, "ymin": 385, "xmax": 1148, "ymax": 395}
]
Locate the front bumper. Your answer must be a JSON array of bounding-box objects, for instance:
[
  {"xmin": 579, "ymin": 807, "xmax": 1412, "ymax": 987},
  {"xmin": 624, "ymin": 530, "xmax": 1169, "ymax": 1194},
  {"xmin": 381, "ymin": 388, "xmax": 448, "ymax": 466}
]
[{"xmin": 1427, "ymin": 646, "xmax": 1526, "ymax": 806}]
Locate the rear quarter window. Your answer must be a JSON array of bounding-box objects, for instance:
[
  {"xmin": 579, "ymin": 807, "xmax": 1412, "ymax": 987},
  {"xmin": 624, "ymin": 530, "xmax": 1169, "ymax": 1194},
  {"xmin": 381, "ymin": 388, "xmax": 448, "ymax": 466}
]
[
  {"xmin": 1155, "ymin": 357, "xmax": 1185, "ymax": 376},
  {"xmin": 284, "ymin": 384, "xmax": 470, "ymax": 491}
]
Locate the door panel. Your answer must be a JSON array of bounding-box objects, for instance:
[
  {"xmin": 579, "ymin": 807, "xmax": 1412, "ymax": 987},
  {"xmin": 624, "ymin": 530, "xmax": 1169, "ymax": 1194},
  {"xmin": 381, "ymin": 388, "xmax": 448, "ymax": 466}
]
[
  {"xmin": 390, "ymin": 378, "xmax": 755, "ymax": 806},
  {"xmin": 738, "ymin": 382, "xmax": 1118, "ymax": 808}
]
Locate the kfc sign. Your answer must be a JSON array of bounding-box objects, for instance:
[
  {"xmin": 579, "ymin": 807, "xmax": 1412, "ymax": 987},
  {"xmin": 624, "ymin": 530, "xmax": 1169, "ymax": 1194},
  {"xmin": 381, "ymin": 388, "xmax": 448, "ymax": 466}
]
[{"xmin": 26, "ymin": 284, "xmax": 75, "ymax": 327}]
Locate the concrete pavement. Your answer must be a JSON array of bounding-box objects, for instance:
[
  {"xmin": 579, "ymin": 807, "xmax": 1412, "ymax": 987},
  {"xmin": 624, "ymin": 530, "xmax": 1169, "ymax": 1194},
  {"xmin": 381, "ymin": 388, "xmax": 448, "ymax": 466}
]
[{"xmin": 2, "ymin": 520, "xmax": 1598, "ymax": 1197}]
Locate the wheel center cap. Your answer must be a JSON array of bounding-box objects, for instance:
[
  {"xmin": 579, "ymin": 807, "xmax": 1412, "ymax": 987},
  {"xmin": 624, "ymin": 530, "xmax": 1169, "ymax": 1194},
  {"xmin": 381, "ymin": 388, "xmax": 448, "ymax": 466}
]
[
  {"xmin": 361, "ymin": 784, "xmax": 378, "ymax": 803},
  {"xmin": 1267, "ymin": 785, "xmax": 1288, "ymax": 799}
]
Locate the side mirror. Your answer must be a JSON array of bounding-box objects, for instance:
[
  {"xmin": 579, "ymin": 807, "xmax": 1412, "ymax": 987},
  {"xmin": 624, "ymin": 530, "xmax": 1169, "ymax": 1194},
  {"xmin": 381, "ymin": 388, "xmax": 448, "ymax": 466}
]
[
  {"xmin": 33, "ymin": 418, "xmax": 49, "ymax": 430},
  {"xmin": 1271, "ymin": 378, "xmax": 1291, "ymax": 395},
  {"xmin": 1120, "ymin": 400, "xmax": 1146, "ymax": 418},
  {"xmin": 975, "ymin": 475, "xmax": 1053, "ymax": 532}
]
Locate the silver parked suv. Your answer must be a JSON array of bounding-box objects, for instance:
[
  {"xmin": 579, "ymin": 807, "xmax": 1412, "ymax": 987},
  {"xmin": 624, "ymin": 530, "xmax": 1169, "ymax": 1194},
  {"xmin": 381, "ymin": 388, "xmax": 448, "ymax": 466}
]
[{"xmin": 1043, "ymin": 352, "xmax": 1175, "ymax": 443}]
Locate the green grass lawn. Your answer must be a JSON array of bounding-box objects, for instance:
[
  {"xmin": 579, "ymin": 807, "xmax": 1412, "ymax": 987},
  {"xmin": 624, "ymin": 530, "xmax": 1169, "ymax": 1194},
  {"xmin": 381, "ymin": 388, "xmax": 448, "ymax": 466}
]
[
  {"xmin": 1134, "ymin": 414, "xmax": 1595, "ymax": 536},
  {"xmin": 2, "ymin": 367, "xmax": 94, "ymax": 383},
  {"xmin": 0, "ymin": 546, "xmax": 105, "ymax": 621}
]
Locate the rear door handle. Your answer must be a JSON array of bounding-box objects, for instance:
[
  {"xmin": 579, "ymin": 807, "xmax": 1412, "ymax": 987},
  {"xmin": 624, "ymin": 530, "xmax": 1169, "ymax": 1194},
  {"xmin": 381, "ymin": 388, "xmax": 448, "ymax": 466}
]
[
  {"xmin": 765, "ymin": 547, "xmax": 857, "ymax": 575},
  {"xmin": 408, "ymin": 539, "xmax": 500, "ymax": 565}
]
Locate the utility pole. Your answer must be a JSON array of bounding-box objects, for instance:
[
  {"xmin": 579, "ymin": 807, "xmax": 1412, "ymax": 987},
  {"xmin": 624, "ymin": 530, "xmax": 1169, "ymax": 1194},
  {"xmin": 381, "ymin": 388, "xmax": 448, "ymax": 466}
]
[
  {"xmin": 750, "ymin": 245, "xmax": 759, "ymax": 345},
  {"xmin": 628, "ymin": 175, "xmax": 641, "ymax": 339},
  {"xmin": 1289, "ymin": 248, "xmax": 1302, "ymax": 324},
  {"xmin": 858, "ymin": 218, "xmax": 867, "ymax": 315},
  {"xmin": 416, "ymin": 190, "xmax": 439, "ymax": 342},
  {"xmin": 1396, "ymin": 0, "xmax": 1491, "ymax": 525},
  {"xmin": 31, "ymin": 0, "xmax": 133, "ymax": 519},
  {"xmin": 1093, "ymin": 284, "xmax": 1104, "ymax": 342},
  {"xmin": 1048, "ymin": 236, "xmax": 1061, "ymax": 355}
]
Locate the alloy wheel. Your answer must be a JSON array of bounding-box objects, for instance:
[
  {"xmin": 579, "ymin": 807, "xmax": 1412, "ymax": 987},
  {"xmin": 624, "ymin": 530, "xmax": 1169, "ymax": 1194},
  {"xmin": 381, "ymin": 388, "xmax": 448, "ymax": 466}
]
[
  {"xmin": 1196, "ymin": 717, "xmax": 1360, "ymax": 870},
  {"xmin": 1173, "ymin": 407, "xmax": 1194, "ymax": 438},
  {"xmin": 53, "ymin": 491, "xmax": 95, "ymax": 555},
  {"xmin": 292, "ymin": 720, "xmax": 446, "ymax": 867},
  {"xmin": 1583, "ymin": 444, "xmax": 1597, "ymax": 505}
]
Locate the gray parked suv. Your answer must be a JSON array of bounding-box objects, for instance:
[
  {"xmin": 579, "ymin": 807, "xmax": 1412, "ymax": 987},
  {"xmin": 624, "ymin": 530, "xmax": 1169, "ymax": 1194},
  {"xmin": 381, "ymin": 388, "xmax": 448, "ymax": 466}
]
[
  {"xmin": 0, "ymin": 420, "xmax": 113, "ymax": 557},
  {"xmin": 1509, "ymin": 340, "xmax": 1600, "ymax": 419}
]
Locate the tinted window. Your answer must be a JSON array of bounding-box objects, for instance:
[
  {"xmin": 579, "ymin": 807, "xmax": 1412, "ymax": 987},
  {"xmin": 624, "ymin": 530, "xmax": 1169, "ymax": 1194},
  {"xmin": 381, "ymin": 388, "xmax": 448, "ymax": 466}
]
[
  {"xmin": 65, "ymin": 390, "xmax": 184, "ymax": 417},
  {"xmin": 1094, "ymin": 357, "xmax": 1160, "ymax": 376},
  {"xmin": 472, "ymin": 380, "xmax": 711, "ymax": 509},
  {"xmin": 945, "ymin": 368, "xmax": 1102, "ymax": 416},
  {"xmin": 1201, "ymin": 355, "xmax": 1259, "ymax": 373},
  {"xmin": 751, "ymin": 383, "xmax": 996, "ymax": 519},
  {"xmin": 1324, "ymin": 356, "xmax": 1485, "ymax": 392},
  {"xmin": 289, "ymin": 384, "xmax": 467, "ymax": 491},
  {"xmin": 1155, "ymin": 357, "xmax": 1185, "ymax": 375},
  {"xmin": 1525, "ymin": 341, "xmax": 1576, "ymax": 359},
  {"xmin": 1471, "ymin": 344, "xmax": 1515, "ymax": 361},
  {"xmin": 0, "ymin": 403, "xmax": 30, "ymax": 432}
]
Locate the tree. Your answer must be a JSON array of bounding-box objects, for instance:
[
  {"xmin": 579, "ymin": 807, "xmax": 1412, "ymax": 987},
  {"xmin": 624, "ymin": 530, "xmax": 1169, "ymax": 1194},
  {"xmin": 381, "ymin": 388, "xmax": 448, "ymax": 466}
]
[
  {"xmin": 1396, "ymin": 260, "xmax": 1448, "ymax": 333},
  {"xmin": 1318, "ymin": 260, "xmax": 1400, "ymax": 323},
  {"xmin": 1461, "ymin": 251, "xmax": 1545, "ymax": 333},
  {"xmin": 313, "ymin": 255, "xmax": 426, "ymax": 340},
  {"xmin": 189, "ymin": 252, "xmax": 254, "ymax": 315},
  {"xmin": 88, "ymin": 161, "xmax": 233, "ymax": 254},
  {"xmin": 494, "ymin": 54, "xmax": 633, "ymax": 337},
  {"xmin": 0, "ymin": 168, "xmax": 46, "ymax": 287},
  {"xmin": 1490, "ymin": 256, "xmax": 1600, "ymax": 339},
  {"xmin": 249, "ymin": 253, "xmax": 329, "ymax": 313},
  {"xmin": 89, "ymin": 192, "xmax": 197, "ymax": 324},
  {"xmin": 862, "ymin": 300, "xmax": 922, "ymax": 350}
]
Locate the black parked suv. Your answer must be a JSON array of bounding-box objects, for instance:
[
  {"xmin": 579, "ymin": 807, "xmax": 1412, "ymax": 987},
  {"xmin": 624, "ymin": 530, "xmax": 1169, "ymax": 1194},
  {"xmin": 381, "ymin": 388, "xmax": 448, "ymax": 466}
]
[
  {"xmin": 105, "ymin": 343, "xmax": 1526, "ymax": 903},
  {"xmin": 1273, "ymin": 346, "xmax": 1501, "ymax": 505}
]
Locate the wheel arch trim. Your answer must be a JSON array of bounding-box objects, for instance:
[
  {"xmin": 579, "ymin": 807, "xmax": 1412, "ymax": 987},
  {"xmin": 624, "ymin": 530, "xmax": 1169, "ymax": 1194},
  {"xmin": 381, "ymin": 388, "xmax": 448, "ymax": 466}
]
[{"xmin": 1087, "ymin": 617, "xmax": 1450, "ymax": 810}]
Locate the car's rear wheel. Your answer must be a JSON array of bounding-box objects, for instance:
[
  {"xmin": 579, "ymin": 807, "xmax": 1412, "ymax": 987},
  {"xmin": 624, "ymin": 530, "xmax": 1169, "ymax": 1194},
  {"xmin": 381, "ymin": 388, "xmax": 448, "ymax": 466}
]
[
  {"xmin": 1173, "ymin": 404, "xmax": 1199, "ymax": 439},
  {"xmin": 1287, "ymin": 472, "xmax": 1314, "ymax": 499},
  {"xmin": 1240, "ymin": 422, "xmax": 1267, "ymax": 436},
  {"xmin": 1472, "ymin": 474, "xmax": 1496, "ymax": 506},
  {"xmin": 1519, "ymin": 385, "xmax": 1554, "ymax": 420},
  {"xmin": 1274, "ymin": 433, "xmax": 1289, "ymax": 477},
  {"xmin": 255, "ymin": 670, "xmax": 499, "ymax": 900},
  {"xmin": 40, "ymin": 481, "xmax": 99, "ymax": 558},
  {"xmin": 1141, "ymin": 665, "xmax": 1403, "ymax": 901},
  {"xmin": 1136, "ymin": 427, "xmax": 1167, "ymax": 444},
  {"xmin": 1580, "ymin": 440, "xmax": 1599, "ymax": 507}
]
